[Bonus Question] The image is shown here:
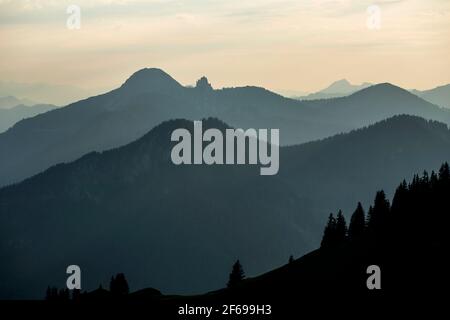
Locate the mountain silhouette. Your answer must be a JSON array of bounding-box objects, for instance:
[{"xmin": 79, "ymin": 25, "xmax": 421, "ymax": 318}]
[
  {"xmin": 1, "ymin": 69, "xmax": 449, "ymax": 187},
  {"xmin": 0, "ymin": 117, "xmax": 312, "ymax": 299},
  {"xmin": 0, "ymin": 81, "xmax": 92, "ymax": 106},
  {"xmin": 1, "ymin": 115, "xmax": 450, "ymax": 299},
  {"xmin": 412, "ymin": 84, "xmax": 450, "ymax": 109},
  {"xmin": 0, "ymin": 104, "xmax": 57, "ymax": 133},
  {"xmin": 280, "ymin": 114, "xmax": 450, "ymax": 223},
  {"xmin": 297, "ymin": 79, "xmax": 372, "ymax": 100},
  {"xmin": 0, "ymin": 95, "xmax": 37, "ymax": 109},
  {"xmin": 301, "ymin": 83, "xmax": 450, "ymax": 128},
  {"xmin": 119, "ymin": 68, "xmax": 184, "ymax": 97},
  {"xmin": 321, "ymin": 79, "xmax": 372, "ymax": 94}
]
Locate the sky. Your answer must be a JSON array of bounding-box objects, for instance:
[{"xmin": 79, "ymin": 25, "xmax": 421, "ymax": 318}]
[{"xmin": 0, "ymin": 0, "xmax": 449, "ymax": 98}]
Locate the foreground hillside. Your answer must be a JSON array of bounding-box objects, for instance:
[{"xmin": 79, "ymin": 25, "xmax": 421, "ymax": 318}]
[
  {"xmin": 43, "ymin": 164, "xmax": 449, "ymax": 317},
  {"xmin": 198, "ymin": 164, "xmax": 449, "ymax": 311}
]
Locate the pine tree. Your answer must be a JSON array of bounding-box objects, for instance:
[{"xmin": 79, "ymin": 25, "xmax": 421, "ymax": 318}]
[
  {"xmin": 58, "ymin": 288, "xmax": 70, "ymax": 301},
  {"xmin": 348, "ymin": 202, "xmax": 365, "ymax": 240},
  {"xmin": 320, "ymin": 213, "xmax": 336, "ymax": 248},
  {"xmin": 335, "ymin": 210, "xmax": 347, "ymax": 243},
  {"xmin": 430, "ymin": 171, "xmax": 438, "ymax": 189},
  {"xmin": 391, "ymin": 180, "xmax": 410, "ymax": 236},
  {"xmin": 439, "ymin": 162, "xmax": 450, "ymax": 182},
  {"xmin": 51, "ymin": 287, "xmax": 58, "ymax": 300},
  {"xmin": 45, "ymin": 286, "xmax": 52, "ymax": 301},
  {"xmin": 110, "ymin": 276, "xmax": 115, "ymax": 293},
  {"xmin": 367, "ymin": 190, "xmax": 390, "ymax": 234},
  {"xmin": 392, "ymin": 181, "xmax": 408, "ymax": 211},
  {"xmin": 288, "ymin": 255, "xmax": 294, "ymax": 264},
  {"xmin": 227, "ymin": 260, "xmax": 245, "ymax": 288},
  {"xmin": 366, "ymin": 206, "xmax": 373, "ymax": 226},
  {"xmin": 110, "ymin": 273, "xmax": 129, "ymax": 295},
  {"xmin": 72, "ymin": 288, "xmax": 81, "ymax": 301}
]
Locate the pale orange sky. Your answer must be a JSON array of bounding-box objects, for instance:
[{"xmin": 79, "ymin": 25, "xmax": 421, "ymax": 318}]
[{"xmin": 0, "ymin": 0, "xmax": 449, "ymax": 95}]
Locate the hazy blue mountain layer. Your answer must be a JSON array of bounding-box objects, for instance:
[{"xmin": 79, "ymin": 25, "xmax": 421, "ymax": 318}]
[{"xmin": 1, "ymin": 68, "xmax": 449, "ymax": 186}]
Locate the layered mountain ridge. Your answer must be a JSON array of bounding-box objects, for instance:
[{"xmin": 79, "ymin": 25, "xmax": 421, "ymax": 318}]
[
  {"xmin": 1, "ymin": 114, "xmax": 450, "ymax": 299},
  {"xmin": 1, "ymin": 68, "xmax": 449, "ymax": 187}
]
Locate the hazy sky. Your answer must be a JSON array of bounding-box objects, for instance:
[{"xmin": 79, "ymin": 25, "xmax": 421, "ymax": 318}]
[{"xmin": 0, "ymin": 0, "xmax": 449, "ymax": 95}]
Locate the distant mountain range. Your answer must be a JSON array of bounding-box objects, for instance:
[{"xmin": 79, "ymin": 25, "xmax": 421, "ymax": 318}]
[
  {"xmin": 300, "ymin": 83, "xmax": 450, "ymax": 129},
  {"xmin": 296, "ymin": 80, "xmax": 450, "ymax": 110},
  {"xmin": 0, "ymin": 81, "xmax": 95, "ymax": 106},
  {"xmin": 0, "ymin": 95, "xmax": 37, "ymax": 109},
  {"xmin": 1, "ymin": 115, "xmax": 450, "ymax": 299},
  {"xmin": 0, "ymin": 104, "xmax": 57, "ymax": 133},
  {"xmin": 296, "ymin": 79, "xmax": 373, "ymax": 100},
  {"xmin": 411, "ymin": 84, "xmax": 450, "ymax": 109},
  {"xmin": 1, "ymin": 68, "xmax": 450, "ymax": 187}
]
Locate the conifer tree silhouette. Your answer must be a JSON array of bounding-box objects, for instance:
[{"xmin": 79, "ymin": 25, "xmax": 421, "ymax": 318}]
[
  {"xmin": 430, "ymin": 171, "xmax": 438, "ymax": 189},
  {"xmin": 72, "ymin": 288, "xmax": 81, "ymax": 301},
  {"xmin": 335, "ymin": 210, "xmax": 347, "ymax": 243},
  {"xmin": 110, "ymin": 273, "xmax": 130, "ymax": 295},
  {"xmin": 439, "ymin": 162, "xmax": 450, "ymax": 181},
  {"xmin": 367, "ymin": 190, "xmax": 390, "ymax": 235},
  {"xmin": 45, "ymin": 286, "xmax": 52, "ymax": 301},
  {"xmin": 227, "ymin": 260, "xmax": 245, "ymax": 288},
  {"xmin": 392, "ymin": 180, "xmax": 408, "ymax": 212},
  {"xmin": 51, "ymin": 287, "xmax": 58, "ymax": 300},
  {"xmin": 320, "ymin": 213, "xmax": 337, "ymax": 248},
  {"xmin": 348, "ymin": 202, "xmax": 365, "ymax": 240},
  {"xmin": 59, "ymin": 288, "xmax": 70, "ymax": 301}
]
